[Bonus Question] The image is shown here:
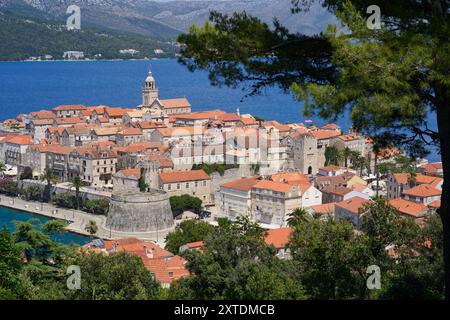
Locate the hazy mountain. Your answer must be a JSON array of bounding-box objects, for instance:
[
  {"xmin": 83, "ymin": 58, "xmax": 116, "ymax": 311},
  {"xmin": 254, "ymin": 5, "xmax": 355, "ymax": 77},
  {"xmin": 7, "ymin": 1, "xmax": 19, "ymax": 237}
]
[{"xmin": 0, "ymin": 0, "xmax": 336, "ymax": 38}]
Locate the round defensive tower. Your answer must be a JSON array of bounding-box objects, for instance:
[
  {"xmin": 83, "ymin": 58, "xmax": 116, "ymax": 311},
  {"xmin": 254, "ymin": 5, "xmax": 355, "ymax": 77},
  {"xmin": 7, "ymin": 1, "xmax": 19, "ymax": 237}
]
[{"xmin": 106, "ymin": 189, "xmax": 174, "ymax": 232}]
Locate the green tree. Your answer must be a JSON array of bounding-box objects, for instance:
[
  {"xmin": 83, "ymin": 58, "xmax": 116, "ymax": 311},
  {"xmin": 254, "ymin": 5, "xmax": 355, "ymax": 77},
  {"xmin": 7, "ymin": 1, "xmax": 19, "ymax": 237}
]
[
  {"xmin": 177, "ymin": 1, "xmax": 450, "ymax": 296},
  {"xmin": 0, "ymin": 162, "xmax": 6, "ymax": 174},
  {"xmin": 19, "ymin": 184, "xmax": 43, "ymax": 201},
  {"xmin": 53, "ymin": 192, "xmax": 76, "ymax": 209},
  {"xmin": 289, "ymin": 217, "xmax": 373, "ymax": 299},
  {"xmin": 70, "ymin": 176, "xmax": 83, "ymax": 210},
  {"xmin": 324, "ymin": 146, "xmax": 342, "ymax": 166},
  {"xmin": 0, "ymin": 227, "xmax": 28, "ymax": 299},
  {"xmin": 165, "ymin": 219, "xmax": 214, "ymax": 254},
  {"xmin": 41, "ymin": 168, "xmax": 57, "ymax": 203},
  {"xmin": 83, "ymin": 199, "xmax": 110, "ymax": 215},
  {"xmin": 169, "ymin": 217, "xmax": 306, "ymax": 299},
  {"xmin": 63, "ymin": 251, "xmax": 160, "ymax": 300},
  {"xmin": 169, "ymin": 194, "xmax": 203, "ymax": 215},
  {"xmin": 19, "ymin": 167, "xmax": 33, "ymax": 180},
  {"xmin": 287, "ymin": 207, "xmax": 312, "ymax": 227},
  {"xmin": 85, "ymin": 220, "xmax": 98, "ymax": 236}
]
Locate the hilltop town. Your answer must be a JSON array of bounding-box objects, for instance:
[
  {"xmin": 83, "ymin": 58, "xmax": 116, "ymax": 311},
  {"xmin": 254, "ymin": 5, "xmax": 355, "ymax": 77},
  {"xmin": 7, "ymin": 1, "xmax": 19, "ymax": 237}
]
[{"xmin": 0, "ymin": 71, "xmax": 443, "ymax": 287}]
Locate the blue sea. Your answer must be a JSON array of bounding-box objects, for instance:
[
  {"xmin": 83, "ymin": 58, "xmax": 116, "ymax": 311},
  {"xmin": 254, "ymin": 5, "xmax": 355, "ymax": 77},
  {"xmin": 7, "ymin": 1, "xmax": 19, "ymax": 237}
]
[
  {"xmin": 0, "ymin": 205, "xmax": 91, "ymax": 245},
  {"xmin": 0, "ymin": 59, "xmax": 441, "ymax": 163}
]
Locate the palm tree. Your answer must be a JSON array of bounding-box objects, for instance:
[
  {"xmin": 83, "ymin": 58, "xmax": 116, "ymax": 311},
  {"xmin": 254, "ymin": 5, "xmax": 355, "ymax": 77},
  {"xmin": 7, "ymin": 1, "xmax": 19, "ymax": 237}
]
[
  {"xmin": 324, "ymin": 146, "xmax": 343, "ymax": 166},
  {"xmin": 287, "ymin": 207, "xmax": 312, "ymax": 227},
  {"xmin": 41, "ymin": 168, "xmax": 56, "ymax": 202},
  {"xmin": 85, "ymin": 220, "xmax": 98, "ymax": 236},
  {"xmin": 353, "ymin": 155, "xmax": 368, "ymax": 177},
  {"xmin": 70, "ymin": 176, "xmax": 83, "ymax": 210},
  {"xmin": 342, "ymin": 147, "xmax": 353, "ymax": 168}
]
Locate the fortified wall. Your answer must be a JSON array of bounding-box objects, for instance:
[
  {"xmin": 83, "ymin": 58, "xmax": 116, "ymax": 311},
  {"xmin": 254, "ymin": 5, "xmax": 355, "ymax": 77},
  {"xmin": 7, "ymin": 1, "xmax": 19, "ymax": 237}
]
[{"xmin": 106, "ymin": 189, "xmax": 174, "ymax": 232}]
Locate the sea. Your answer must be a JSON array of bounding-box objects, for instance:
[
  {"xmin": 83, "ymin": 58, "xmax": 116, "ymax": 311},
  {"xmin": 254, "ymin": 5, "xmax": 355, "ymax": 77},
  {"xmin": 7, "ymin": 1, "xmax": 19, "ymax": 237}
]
[{"xmin": 0, "ymin": 205, "xmax": 91, "ymax": 245}]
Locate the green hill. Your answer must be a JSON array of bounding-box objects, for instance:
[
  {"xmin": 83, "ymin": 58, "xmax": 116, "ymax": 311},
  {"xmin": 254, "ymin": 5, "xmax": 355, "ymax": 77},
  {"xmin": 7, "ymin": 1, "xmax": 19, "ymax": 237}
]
[{"xmin": 0, "ymin": 13, "xmax": 178, "ymax": 61}]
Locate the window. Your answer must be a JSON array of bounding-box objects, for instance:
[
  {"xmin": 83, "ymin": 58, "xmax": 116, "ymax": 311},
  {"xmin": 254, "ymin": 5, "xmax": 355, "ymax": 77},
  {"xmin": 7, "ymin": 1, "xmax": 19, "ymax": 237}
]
[
  {"xmin": 186, "ymin": 183, "xmax": 189, "ymax": 188},
  {"xmin": 203, "ymin": 181, "xmax": 207, "ymax": 186},
  {"xmin": 168, "ymin": 184, "xmax": 171, "ymax": 190},
  {"xmin": 177, "ymin": 183, "xmax": 180, "ymax": 190}
]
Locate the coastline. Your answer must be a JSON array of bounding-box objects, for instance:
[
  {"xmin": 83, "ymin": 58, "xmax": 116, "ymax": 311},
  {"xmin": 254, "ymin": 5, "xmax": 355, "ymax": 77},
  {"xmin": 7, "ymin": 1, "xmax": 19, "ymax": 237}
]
[
  {"xmin": 0, "ymin": 194, "xmax": 174, "ymax": 246},
  {"xmin": 0, "ymin": 57, "xmax": 174, "ymax": 63}
]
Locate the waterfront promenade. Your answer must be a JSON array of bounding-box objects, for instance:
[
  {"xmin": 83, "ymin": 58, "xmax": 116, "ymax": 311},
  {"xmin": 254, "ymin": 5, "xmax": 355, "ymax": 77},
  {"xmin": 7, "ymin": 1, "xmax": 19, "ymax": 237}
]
[{"xmin": 0, "ymin": 195, "xmax": 174, "ymax": 247}]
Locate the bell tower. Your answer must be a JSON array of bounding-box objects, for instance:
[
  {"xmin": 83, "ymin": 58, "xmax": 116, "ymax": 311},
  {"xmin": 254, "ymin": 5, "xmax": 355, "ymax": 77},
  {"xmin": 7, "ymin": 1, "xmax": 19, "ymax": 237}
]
[{"xmin": 142, "ymin": 71, "xmax": 158, "ymax": 108}]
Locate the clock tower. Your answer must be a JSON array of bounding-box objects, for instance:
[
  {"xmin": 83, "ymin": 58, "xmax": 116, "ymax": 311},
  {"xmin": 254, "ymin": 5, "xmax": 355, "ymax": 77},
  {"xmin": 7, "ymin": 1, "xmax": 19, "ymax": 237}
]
[{"xmin": 142, "ymin": 71, "xmax": 159, "ymax": 108}]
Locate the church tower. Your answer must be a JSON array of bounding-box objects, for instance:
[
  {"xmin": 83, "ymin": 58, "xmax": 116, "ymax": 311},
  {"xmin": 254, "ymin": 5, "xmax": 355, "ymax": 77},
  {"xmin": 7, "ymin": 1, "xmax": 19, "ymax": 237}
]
[{"xmin": 142, "ymin": 71, "xmax": 159, "ymax": 108}]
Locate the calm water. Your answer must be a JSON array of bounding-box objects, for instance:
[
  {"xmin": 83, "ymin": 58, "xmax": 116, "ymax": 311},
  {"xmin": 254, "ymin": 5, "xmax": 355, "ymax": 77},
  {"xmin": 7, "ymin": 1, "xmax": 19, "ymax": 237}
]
[
  {"xmin": 0, "ymin": 59, "xmax": 441, "ymax": 162},
  {"xmin": 0, "ymin": 206, "xmax": 91, "ymax": 245}
]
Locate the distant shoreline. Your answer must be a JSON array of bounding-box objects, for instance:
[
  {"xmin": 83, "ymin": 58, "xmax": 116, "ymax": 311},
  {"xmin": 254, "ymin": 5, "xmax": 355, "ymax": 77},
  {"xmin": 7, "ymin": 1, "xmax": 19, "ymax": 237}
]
[{"xmin": 0, "ymin": 57, "xmax": 175, "ymax": 63}]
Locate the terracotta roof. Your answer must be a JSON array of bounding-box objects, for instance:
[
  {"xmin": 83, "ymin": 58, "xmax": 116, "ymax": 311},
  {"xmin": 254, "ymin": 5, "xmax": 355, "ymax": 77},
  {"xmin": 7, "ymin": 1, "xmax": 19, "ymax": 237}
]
[
  {"xmin": 239, "ymin": 117, "xmax": 258, "ymax": 125},
  {"xmin": 53, "ymin": 104, "xmax": 86, "ymax": 111},
  {"xmin": 403, "ymin": 185, "xmax": 442, "ymax": 197},
  {"xmin": 337, "ymin": 133, "xmax": 360, "ymax": 141},
  {"xmin": 389, "ymin": 198, "xmax": 428, "ymax": 217},
  {"xmin": 156, "ymin": 126, "xmax": 204, "ymax": 137},
  {"xmin": 116, "ymin": 142, "xmax": 162, "ymax": 153},
  {"xmin": 415, "ymin": 174, "xmax": 442, "ymax": 188},
  {"xmin": 310, "ymin": 129, "xmax": 341, "ymax": 140},
  {"xmin": 30, "ymin": 110, "xmax": 56, "ymax": 119},
  {"xmin": 221, "ymin": 177, "xmax": 260, "ymax": 192},
  {"xmin": 6, "ymin": 135, "xmax": 33, "ymax": 145},
  {"xmin": 116, "ymin": 168, "xmax": 141, "ymax": 179},
  {"xmin": 322, "ymin": 123, "xmax": 341, "ymax": 130},
  {"xmin": 55, "ymin": 117, "xmax": 86, "ymax": 125},
  {"xmin": 310, "ymin": 203, "xmax": 336, "ymax": 214},
  {"xmin": 322, "ymin": 186, "xmax": 353, "ymax": 196},
  {"xmin": 118, "ymin": 128, "xmax": 142, "ymax": 136},
  {"xmin": 335, "ymin": 196, "xmax": 372, "ymax": 214},
  {"xmin": 159, "ymin": 170, "xmax": 210, "ymax": 184},
  {"xmin": 218, "ymin": 113, "xmax": 241, "ymax": 122},
  {"xmin": 160, "ymin": 98, "xmax": 191, "ymax": 109},
  {"xmin": 270, "ymin": 172, "xmax": 310, "ymax": 185},
  {"xmin": 184, "ymin": 241, "xmax": 205, "ymax": 249},
  {"xmin": 393, "ymin": 173, "xmax": 409, "ymax": 185},
  {"xmin": 265, "ymin": 227, "xmax": 292, "ymax": 249},
  {"xmin": 138, "ymin": 121, "xmax": 166, "ymax": 130},
  {"xmin": 105, "ymin": 107, "xmax": 133, "ymax": 117},
  {"xmin": 98, "ymin": 238, "xmax": 189, "ymax": 284},
  {"xmin": 92, "ymin": 127, "xmax": 121, "ymax": 136},
  {"xmin": 147, "ymin": 155, "xmax": 174, "ymax": 169},
  {"xmin": 31, "ymin": 119, "xmax": 54, "ymax": 126},
  {"xmin": 253, "ymin": 180, "xmax": 294, "ymax": 193},
  {"xmin": 420, "ymin": 162, "xmax": 442, "ymax": 175},
  {"xmin": 319, "ymin": 165, "xmax": 344, "ymax": 172},
  {"xmin": 173, "ymin": 110, "xmax": 225, "ymax": 121}
]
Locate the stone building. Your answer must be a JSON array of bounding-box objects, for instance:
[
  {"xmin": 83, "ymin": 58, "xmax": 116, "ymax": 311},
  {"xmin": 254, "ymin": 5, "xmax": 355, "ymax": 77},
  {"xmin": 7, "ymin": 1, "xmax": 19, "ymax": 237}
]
[{"xmin": 158, "ymin": 170, "xmax": 212, "ymax": 205}]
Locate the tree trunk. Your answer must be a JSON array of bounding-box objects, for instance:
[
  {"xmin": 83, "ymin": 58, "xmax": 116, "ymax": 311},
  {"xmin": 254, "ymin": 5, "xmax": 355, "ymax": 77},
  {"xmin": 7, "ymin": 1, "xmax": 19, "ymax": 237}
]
[
  {"xmin": 436, "ymin": 90, "xmax": 450, "ymax": 299},
  {"xmin": 374, "ymin": 154, "xmax": 379, "ymax": 198}
]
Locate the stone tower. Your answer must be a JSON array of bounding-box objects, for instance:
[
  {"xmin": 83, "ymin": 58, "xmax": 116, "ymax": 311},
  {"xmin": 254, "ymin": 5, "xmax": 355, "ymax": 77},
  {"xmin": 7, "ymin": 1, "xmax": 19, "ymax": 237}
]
[
  {"xmin": 142, "ymin": 71, "xmax": 159, "ymax": 107},
  {"xmin": 293, "ymin": 133, "xmax": 319, "ymax": 175}
]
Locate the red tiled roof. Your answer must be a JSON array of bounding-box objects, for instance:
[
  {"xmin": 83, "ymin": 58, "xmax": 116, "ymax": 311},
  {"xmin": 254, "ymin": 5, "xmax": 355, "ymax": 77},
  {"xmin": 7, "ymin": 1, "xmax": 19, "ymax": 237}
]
[
  {"xmin": 30, "ymin": 110, "xmax": 57, "ymax": 119},
  {"xmin": 53, "ymin": 104, "xmax": 86, "ymax": 111},
  {"xmin": 253, "ymin": 180, "xmax": 294, "ymax": 193},
  {"xmin": 221, "ymin": 177, "xmax": 260, "ymax": 192},
  {"xmin": 310, "ymin": 129, "xmax": 341, "ymax": 140},
  {"xmin": 117, "ymin": 168, "xmax": 141, "ymax": 179},
  {"xmin": 160, "ymin": 98, "xmax": 191, "ymax": 109},
  {"xmin": 159, "ymin": 170, "xmax": 210, "ymax": 184},
  {"xmin": 118, "ymin": 128, "xmax": 142, "ymax": 136},
  {"xmin": 389, "ymin": 198, "xmax": 428, "ymax": 217},
  {"xmin": 105, "ymin": 108, "xmax": 133, "ymax": 117},
  {"xmin": 310, "ymin": 203, "xmax": 336, "ymax": 214},
  {"xmin": 6, "ymin": 135, "xmax": 33, "ymax": 145},
  {"xmin": 265, "ymin": 227, "xmax": 292, "ymax": 249},
  {"xmin": 319, "ymin": 165, "xmax": 344, "ymax": 172},
  {"xmin": 403, "ymin": 185, "xmax": 442, "ymax": 197},
  {"xmin": 335, "ymin": 196, "xmax": 372, "ymax": 214}
]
